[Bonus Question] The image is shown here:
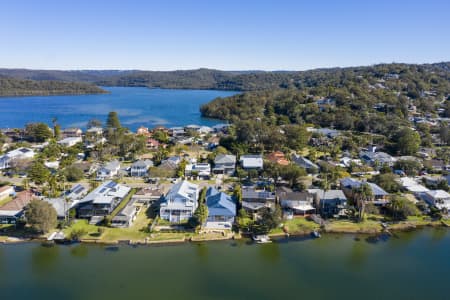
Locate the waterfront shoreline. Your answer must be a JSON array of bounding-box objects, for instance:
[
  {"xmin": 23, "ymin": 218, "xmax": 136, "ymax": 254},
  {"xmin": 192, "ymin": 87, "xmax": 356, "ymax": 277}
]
[{"xmin": 1, "ymin": 221, "xmax": 448, "ymax": 246}]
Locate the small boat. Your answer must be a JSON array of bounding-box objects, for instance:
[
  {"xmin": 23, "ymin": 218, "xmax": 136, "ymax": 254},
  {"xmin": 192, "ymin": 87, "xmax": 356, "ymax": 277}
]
[
  {"xmin": 311, "ymin": 230, "xmax": 321, "ymax": 238},
  {"xmin": 252, "ymin": 235, "xmax": 272, "ymax": 244}
]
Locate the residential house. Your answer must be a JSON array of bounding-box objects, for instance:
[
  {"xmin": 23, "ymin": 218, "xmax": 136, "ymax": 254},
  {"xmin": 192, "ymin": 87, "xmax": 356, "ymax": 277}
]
[
  {"xmin": 62, "ymin": 127, "xmax": 82, "ymax": 138},
  {"xmin": 421, "ymin": 190, "xmax": 450, "ymax": 211},
  {"xmin": 398, "ymin": 177, "xmax": 429, "ymax": 195},
  {"xmin": 111, "ymin": 199, "xmax": 138, "ymax": 228},
  {"xmin": 212, "ymin": 123, "xmax": 231, "ymax": 133},
  {"xmin": 132, "ymin": 187, "xmax": 163, "ymax": 205},
  {"xmin": 130, "ymin": 160, "xmax": 153, "ymax": 177},
  {"xmin": 316, "ymin": 98, "xmax": 336, "ymax": 111},
  {"xmin": 0, "ymin": 190, "xmax": 35, "ymax": 224},
  {"xmin": 307, "ymin": 127, "xmax": 340, "ymax": 138},
  {"xmin": 76, "ymin": 181, "xmax": 131, "ymax": 219},
  {"xmin": 267, "ymin": 151, "xmax": 289, "ymax": 166},
  {"xmin": 241, "ymin": 186, "xmax": 276, "ymax": 216},
  {"xmin": 96, "ymin": 160, "xmax": 121, "ymax": 180},
  {"xmin": 86, "ymin": 127, "xmax": 103, "ymax": 136},
  {"xmin": 0, "ymin": 185, "xmax": 15, "ymax": 200},
  {"xmin": 291, "ymin": 154, "xmax": 319, "ymax": 171},
  {"xmin": 213, "ymin": 154, "xmax": 236, "ymax": 175},
  {"xmin": 65, "ymin": 184, "xmax": 89, "ymax": 200},
  {"xmin": 136, "ymin": 126, "xmax": 151, "ymax": 136},
  {"xmin": 204, "ymin": 187, "xmax": 236, "ymax": 229},
  {"xmin": 198, "ymin": 126, "xmax": 213, "ymax": 135},
  {"xmin": 185, "ymin": 163, "xmax": 211, "ymax": 179},
  {"xmin": 240, "ymin": 154, "xmax": 263, "ymax": 170},
  {"xmin": 170, "ymin": 127, "xmax": 185, "ymax": 137},
  {"xmin": 159, "ymin": 180, "xmax": 199, "ymax": 223},
  {"xmin": 278, "ymin": 188, "xmax": 315, "ymax": 216},
  {"xmin": 0, "ymin": 147, "xmax": 35, "ymax": 170},
  {"xmin": 162, "ymin": 156, "xmax": 181, "ymax": 166},
  {"xmin": 207, "ymin": 136, "xmax": 220, "ymax": 150},
  {"xmin": 44, "ymin": 197, "xmax": 73, "ymax": 219},
  {"xmin": 427, "ymin": 159, "xmax": 449, "ymax": 172},
  {"xmin": 185, "ymin": 124, "xmax": 201, "ymax": 132},
  {"xmin": 58, "ymin": 136, "xmax": 82, "ymax": 147},
  {"xmin": 359, "ymin": 150, "xmax": 396, "ymax": 168},
  {"xmin": 340, "ymin": 177, "xmax": 389, "ymax": 205},
  {"xmin": 146, "ymin": 138, "xmax": 161, "ymax": 150},
  {"xmin": 45, "ymin": 184, "xmax": 89, "ymax": 218},
  {"xmin": 308, "ymin": 189, "xmax": 347, "ymax": 218}
]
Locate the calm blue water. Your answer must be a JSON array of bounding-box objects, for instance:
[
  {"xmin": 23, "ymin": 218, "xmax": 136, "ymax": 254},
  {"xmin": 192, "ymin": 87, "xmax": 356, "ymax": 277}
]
[{"xmin": 0, "ymin": 87, "xmax": 237, "ymax": 130}]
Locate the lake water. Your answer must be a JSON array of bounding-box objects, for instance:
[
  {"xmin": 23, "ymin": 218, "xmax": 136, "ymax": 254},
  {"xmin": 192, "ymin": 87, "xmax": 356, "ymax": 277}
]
[
  {"xmin": 0, "ymin": 87, "xmax": 237, "ymax": 131},
  {"xmin": 0, "ymin": 229, "xmax": 449, "ymax": 300}
]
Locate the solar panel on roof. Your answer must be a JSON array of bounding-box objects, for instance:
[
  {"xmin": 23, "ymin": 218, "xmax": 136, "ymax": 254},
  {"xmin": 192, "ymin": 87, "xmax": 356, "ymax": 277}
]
[
  {"xmin": 106, "ymin": 181, "xmax": 117, "ymax": 188},
  {"xmin": 73, "ymin": 185, "xmax": 84, "ymax": 194}
]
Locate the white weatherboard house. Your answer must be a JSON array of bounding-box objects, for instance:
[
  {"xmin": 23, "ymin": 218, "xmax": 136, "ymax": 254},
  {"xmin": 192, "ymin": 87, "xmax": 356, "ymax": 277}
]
[
  {"xmin": 130, "ymin": 159, "xmax": 154, "ymax": 177},
  {"xmin": 421, "ymin": 190, "xmax": 450, "ymax": 211},
  {"xmin": 185, "ymin": 162, "xmax": 211, "ymax": 179},
  {"xmin": 0, "ymin": 148, "xmax": 35, "ymax": 170},
  {"xmin": 160, "ymin": 180, "xmax": 199, "ymax": 223},
  {"xmin": 240, "ymin": 154, "xmax": 263, "ymax": 169},
  {"xmin": 96, "ymin": 160, "xmax": 121, "ymax": 180},
  {"xmin": 58, "ymin": 136, "xmax": 82, "ymax": 147}
]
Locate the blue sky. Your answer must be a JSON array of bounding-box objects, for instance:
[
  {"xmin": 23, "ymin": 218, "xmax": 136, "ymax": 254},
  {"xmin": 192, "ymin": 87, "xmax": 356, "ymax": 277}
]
[{"xmin": 0, "ymin": 0, "xmax": 449, "ymax": 70}]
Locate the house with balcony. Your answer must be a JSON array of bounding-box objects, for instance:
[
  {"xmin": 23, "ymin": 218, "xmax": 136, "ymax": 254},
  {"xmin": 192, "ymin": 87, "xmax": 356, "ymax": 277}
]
[
  {"xmin": 340, "ymin": 177, "xmax": 389, "ymax": 205},
  {"xmin": 76, "ymin": 181, "xmax": 131, "ymax": 219},
  {"xmin": 159, "ymin": 180, "xmax": 199, "ymax": 223},
  {"xmin": 213, "ymin": 154, "xmax": 236, "ymax": 175},
  {"xmin": 421, "ymin": 190, "xmax": 450, "ymax": 211},
  {"xmin": 0, "ymin": 191, "xmax": 35, "ymax": 224},
  {"xmin": 130, "ymin": 159, "xmax": 153, "ymax": 177},
  {"xmin": 308, "ymin": 189, "xmax": 347, "ymax": 218},
  {"xmin": 204, "ymin": 187, "xmax": 236, "ymax": 229},
  {"xmin": 96, "ymin": 160, "xmax": 121, "ymax": 180},
  {"xmin": 241, "ymin": 186, "xmax": 276, "ymax": 216},
  {"xmin": 278, "ymin": 188, "xmax": 315, "ymax": 216},
  {"xmin": 185, "ymin": 162, "xmax": 211, "ymax": 179},
  {"xmin": 0, "ymin": 147, "xmax": 35, "ymax": 170}
]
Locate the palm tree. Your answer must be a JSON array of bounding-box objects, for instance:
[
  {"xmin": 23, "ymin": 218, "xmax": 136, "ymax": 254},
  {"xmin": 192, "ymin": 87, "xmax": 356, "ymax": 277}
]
[{"xmin": 354, "ymin": 183, "xmax": 373, "ymax": 222}]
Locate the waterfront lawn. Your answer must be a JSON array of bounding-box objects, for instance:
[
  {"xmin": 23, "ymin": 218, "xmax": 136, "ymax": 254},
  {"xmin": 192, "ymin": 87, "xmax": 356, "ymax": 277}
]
[
  {"xmin": 325, "ymin": 219, "xmax": 382, "ymax": 233},
  {"xmin": 271, "ymin": 217, "xmax": 320, "ymax": 235}
]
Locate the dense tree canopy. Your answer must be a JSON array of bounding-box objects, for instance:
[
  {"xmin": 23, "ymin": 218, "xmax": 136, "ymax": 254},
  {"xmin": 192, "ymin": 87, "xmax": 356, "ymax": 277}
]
[{"xmin": 25, "ymin": 200, "xmax": 57, "ymax": 233}]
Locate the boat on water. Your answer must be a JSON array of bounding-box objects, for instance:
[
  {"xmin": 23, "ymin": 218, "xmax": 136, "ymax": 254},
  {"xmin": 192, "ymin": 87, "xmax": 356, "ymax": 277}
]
[
  {"xmin": 311, "ymin": 230, "xmax": 321, "ymax": 238},
  {"xmin": 252, "ymin": 235, "xmax": 272, "ymax": 244}
]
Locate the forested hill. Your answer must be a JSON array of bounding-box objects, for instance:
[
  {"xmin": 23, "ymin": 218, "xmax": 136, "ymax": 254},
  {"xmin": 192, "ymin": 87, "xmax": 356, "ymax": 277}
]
[
  {"xmin": 0, "ymin": 77, "xmax": 108, "ymax": 97},
  {"xmin": 0, "ymin": 62, "xmax": 449, "ymax": 92},
  {"xmin": 200, "ymin": 63, "xmax": 450, "ymax": 141},
  {"xmin": 1, "ymin": 62, "xmax": 450, "ymax": 91}
]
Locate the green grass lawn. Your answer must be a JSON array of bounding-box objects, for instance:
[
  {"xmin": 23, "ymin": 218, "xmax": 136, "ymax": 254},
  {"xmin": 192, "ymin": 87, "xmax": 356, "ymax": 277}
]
[
  {"xmin": 325, "ymin": 219, "xmax": 382, "ymax": 233},
  {"xmin": 271, "ymin": 217, "xmax": 320, "ymax": 235}
]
